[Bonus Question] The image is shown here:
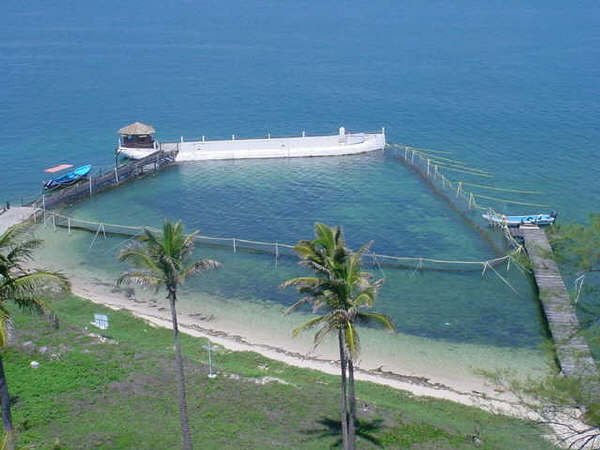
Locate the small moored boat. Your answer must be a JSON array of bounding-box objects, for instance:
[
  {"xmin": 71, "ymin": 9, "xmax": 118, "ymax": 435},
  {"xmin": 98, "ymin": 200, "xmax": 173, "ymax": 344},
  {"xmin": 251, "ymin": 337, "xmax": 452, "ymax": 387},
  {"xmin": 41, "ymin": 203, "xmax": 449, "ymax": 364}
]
[
  {"xmin": 44, "ymin": 164, "xmax": 92, "ymax": 190},
  {"xmin": 483, "ymin": 211, "xmax": 557, "ymax": 227}
]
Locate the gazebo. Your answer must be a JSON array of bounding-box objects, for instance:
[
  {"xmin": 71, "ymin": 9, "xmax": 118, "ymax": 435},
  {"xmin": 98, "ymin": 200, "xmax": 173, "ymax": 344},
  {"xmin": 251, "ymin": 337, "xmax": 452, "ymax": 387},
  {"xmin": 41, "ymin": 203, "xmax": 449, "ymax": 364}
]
[{"xmin": 118, "ymin": 122, "xmax": 156, "ymax": 148}]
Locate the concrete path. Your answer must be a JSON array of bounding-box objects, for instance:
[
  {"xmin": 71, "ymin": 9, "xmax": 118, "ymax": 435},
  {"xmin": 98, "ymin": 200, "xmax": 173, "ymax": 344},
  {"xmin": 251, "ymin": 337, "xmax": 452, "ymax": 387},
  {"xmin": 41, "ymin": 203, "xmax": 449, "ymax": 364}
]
[{"xmin": 0, "ymin": 207, "xmax": 37, "ymax": 235}]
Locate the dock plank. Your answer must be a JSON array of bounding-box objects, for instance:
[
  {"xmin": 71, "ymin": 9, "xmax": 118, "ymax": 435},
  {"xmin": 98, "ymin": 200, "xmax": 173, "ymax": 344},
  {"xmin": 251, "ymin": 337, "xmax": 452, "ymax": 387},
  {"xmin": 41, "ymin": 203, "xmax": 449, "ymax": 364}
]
[{"xmin": 521, "ymin": 226, "xmax": 597, "ymax": 378}]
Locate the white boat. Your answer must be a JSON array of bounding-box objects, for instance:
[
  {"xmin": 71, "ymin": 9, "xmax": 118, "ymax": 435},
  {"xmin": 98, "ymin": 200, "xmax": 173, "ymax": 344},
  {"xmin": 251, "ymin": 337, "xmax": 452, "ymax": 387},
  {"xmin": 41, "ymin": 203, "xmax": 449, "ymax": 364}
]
[
  {"xmin": 116, "ymin": 122, "xmax": 385, "ymax": 162},
  {"xmin": 482, "ymin": 212, "xmax": 557, "ymax": 227}
]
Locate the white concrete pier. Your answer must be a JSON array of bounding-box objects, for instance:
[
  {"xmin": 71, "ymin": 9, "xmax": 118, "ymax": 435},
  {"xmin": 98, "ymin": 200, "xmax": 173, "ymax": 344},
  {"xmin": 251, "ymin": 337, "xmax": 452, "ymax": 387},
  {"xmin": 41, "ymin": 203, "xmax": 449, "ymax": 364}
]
[{"xmin": 119, "ymin": 129, "xmax": 386, "ymax": 162}]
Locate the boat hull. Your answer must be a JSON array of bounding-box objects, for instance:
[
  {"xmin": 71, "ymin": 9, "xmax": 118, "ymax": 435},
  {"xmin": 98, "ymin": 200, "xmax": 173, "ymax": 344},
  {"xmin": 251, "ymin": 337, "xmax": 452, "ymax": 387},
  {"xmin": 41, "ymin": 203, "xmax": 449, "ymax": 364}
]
[
  {"xmin": 44, "ymin": 164, "xmax": 92, "ymax": 190},
  {"xmin": 119, "ymin": 131, "xmax": 385, "ymax": 161},
  {"xmin": 482, "ymin": 213, "xmax": 556, "ymax": 227}
]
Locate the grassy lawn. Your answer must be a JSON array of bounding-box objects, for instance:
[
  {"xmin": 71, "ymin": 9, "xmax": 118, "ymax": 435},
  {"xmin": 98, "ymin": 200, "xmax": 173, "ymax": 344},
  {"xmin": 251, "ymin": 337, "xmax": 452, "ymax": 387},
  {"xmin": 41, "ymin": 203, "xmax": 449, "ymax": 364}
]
[{"xmin": 4, "ymin": 295, "xmax": 556, "ymax": 449}]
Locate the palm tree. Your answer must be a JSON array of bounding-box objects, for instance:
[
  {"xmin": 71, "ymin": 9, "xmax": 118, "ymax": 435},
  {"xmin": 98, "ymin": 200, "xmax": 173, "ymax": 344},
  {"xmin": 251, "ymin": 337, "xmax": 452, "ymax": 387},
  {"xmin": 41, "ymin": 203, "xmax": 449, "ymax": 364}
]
[
  {"xmin": 0, "ymin": 225, "xmax": 70, "ymax": 449},
  {"xmin": 117, "ymin": 221, "xmax": 220, "ymax": 450},
  {"xmin": 282, "ymin": 223, "xmax": 394, "ymax": 450}
]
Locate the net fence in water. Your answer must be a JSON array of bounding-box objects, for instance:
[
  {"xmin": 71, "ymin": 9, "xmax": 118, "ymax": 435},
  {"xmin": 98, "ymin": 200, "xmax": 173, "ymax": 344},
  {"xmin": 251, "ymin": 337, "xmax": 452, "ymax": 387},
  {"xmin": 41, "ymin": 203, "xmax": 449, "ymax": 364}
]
[
  {"xmin": 387, "ymin": 143, "xmax": 529, "ymax": 251},
  {"xmin": 34, "ymin": 210, "xmax": 521, "ymax": 275}
]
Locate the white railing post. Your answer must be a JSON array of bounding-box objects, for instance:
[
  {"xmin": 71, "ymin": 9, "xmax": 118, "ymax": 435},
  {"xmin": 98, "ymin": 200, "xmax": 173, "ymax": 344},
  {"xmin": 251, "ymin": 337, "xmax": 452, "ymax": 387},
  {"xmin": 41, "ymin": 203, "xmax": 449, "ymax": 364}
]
[{"xmin": 233, "ymin": 238, "xmax": 236, "ymax": 253}]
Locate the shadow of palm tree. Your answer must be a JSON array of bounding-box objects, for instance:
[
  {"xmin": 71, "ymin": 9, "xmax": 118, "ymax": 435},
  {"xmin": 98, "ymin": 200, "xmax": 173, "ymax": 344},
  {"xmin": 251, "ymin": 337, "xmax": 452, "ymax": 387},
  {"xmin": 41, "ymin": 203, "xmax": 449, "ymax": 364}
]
[{"xmin": 302, "ymin": 417, "xmax": 384, "ymax": 448}]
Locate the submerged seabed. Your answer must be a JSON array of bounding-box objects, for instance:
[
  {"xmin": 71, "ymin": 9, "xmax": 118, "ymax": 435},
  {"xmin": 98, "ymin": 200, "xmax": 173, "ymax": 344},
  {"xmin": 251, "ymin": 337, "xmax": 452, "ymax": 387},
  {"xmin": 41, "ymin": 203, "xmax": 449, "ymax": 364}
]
[{"xmin": 28, "ymin": 151, "xmax": 552, "ymax": 382}]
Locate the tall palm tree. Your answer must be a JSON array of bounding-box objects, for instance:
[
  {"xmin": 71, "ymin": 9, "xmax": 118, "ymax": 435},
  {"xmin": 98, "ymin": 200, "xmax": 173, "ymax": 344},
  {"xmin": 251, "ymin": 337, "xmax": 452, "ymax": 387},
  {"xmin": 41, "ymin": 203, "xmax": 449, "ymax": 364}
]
[
  {"xmin": 0, "ymin": 225, "xmax": 70, "ymax": 449},
  {"xmin": 282, "ymin": 224, "xmax": 394, "ymax": 450},
  {"xmin": 117, "ymin": 221, "xmax": 220, "ymax": 450}
]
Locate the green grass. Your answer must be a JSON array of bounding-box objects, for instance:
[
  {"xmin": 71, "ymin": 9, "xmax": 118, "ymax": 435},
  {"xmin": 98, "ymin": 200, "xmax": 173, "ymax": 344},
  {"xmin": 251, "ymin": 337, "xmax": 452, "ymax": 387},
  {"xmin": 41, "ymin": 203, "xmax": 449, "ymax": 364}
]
[{"xmin": 3, "ymin": 295, "xmax": 556, "ymax": 449}]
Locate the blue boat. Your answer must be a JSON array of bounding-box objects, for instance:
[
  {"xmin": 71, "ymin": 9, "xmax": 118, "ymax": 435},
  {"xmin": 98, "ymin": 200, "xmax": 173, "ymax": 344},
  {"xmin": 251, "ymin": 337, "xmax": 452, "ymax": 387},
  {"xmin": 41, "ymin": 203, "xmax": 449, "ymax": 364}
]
[
  {"xmin": 44, "ymin": 164, "xmax": 92, "ymax": 190},
  {"xmin": 483, "ymin": 211, "xmax": 557, "ymax": 227}
]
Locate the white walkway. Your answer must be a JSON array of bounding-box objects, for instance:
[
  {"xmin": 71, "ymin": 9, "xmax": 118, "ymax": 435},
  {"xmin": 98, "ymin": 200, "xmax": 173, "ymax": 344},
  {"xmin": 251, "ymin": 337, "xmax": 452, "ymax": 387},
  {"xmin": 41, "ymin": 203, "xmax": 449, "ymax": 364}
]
[{"xmin": 0, "ymin": 207, "xmax": 37, "ymax": 234}]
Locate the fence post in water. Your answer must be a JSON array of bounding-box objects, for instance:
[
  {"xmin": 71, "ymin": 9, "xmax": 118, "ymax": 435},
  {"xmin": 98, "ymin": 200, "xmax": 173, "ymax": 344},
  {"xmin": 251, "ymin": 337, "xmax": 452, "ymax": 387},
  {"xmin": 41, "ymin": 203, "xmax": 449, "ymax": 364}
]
[
  {"xmin": 426, "ymin": 159, "xmax": 430, "ymax": 177},
  {"xmin": 275, "ymin": 242, "xmax": 279, "ymax": 266},
  {"xmin": 67, "ymin": 217, "xmax": 71, "ymax": 234},
  {"xmin": 232, "ymin": 238, "xmax": 236, "ymax": 253},
  {"xmin": 42, "ymin": 194, "xmax": 46, "ymax": 223}
]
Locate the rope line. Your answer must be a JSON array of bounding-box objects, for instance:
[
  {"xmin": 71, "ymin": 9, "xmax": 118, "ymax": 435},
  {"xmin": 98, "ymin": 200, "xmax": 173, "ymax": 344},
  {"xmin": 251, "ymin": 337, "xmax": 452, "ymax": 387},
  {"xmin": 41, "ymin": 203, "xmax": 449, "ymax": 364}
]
[{"xmin": 35, "ymin": 210, "xmax": 513, "ymax": 273}]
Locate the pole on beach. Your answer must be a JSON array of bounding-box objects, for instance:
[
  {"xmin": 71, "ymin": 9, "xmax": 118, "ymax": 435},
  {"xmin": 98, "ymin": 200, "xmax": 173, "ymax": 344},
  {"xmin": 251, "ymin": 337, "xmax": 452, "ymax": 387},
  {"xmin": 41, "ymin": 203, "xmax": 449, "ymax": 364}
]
[{"xmin": 203, "ymin": 343, "xmax": 217, "ymax": 379}]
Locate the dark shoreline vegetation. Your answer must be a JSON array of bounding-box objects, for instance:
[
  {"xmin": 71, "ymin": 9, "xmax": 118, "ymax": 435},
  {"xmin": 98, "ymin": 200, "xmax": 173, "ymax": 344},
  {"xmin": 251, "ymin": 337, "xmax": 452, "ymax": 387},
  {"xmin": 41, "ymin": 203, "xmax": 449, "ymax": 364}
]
[{"xmin": 5, "ymin": 295, "xmax": 556, "ymax": 449}]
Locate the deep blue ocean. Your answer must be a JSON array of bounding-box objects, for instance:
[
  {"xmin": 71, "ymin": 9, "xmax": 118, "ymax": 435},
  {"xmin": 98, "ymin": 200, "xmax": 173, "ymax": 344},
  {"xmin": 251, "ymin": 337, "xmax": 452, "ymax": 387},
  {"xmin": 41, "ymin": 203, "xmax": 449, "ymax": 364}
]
[{"xmin": 2, "ymin": 1, "xmax": 599, "ymax": 354}]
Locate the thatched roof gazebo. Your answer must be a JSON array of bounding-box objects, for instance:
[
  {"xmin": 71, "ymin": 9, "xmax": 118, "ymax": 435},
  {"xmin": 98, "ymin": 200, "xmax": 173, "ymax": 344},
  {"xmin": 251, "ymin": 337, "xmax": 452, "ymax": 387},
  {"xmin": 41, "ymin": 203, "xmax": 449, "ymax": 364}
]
[{"xmin": 118, "ymin": 122, "xmax": 156, "ymax": 148}]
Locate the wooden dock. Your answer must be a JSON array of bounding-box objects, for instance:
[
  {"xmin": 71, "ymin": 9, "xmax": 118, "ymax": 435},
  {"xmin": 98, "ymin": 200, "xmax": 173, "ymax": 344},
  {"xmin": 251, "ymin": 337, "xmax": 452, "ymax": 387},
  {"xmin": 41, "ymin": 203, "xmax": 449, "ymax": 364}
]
[
  {"xmin": 30, "ymin": 150, "xmax": 177, "ymax": 210},
  {"xmin": 518, "ymin": 225, "xmax": 597, "ymax": 378}
]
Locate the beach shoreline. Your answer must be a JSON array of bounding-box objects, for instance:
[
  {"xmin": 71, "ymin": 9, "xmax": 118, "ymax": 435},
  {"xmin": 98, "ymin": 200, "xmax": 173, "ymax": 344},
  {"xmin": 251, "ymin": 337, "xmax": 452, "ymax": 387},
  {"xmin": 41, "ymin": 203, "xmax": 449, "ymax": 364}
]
[{"xmin": 69, "ymin": 277, "xmax": 531, "ymax": 418}]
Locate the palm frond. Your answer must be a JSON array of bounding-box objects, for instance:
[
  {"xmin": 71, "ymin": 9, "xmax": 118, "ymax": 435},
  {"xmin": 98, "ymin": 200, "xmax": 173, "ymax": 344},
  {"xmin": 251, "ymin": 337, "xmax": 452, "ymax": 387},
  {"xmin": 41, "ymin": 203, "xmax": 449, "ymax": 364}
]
[
  {"xmin": 292, "ymin": 315, "xmax": 327, "ymax": 337},
  {"xmin": 5, "ymin": 238, "xmax": 43, "ymax": 264},
  {"xmin": 280, "ymin": 276, "xmax": 321, "ymax": 289},
  {"xmin": 0, "ymin": 224, "xmax": 29, "ymax": 250},
  {"xmin": 0, "ymin": 304, "xmax": 11, "ymax": 347},
  {"xmin": 357, "ymin": 312, "xmax": 395, "ymax": 331},
  {"xmin": 117, "ymin": 270, "xmax": 162, "ymax": 288},
  {"xmin": 344, "ymin": 322, "xmax": 360, "ymax": 360},
  {"xmin": 184, "ymin": 259, "xmax": 221, "ymax": 275},
  {"xmin": 0, "ymin": 271, "xmax": 70, "ymax": 302},
  {"xmin": 313, "ymin": 320, "xmax": 337, "ymax": 348}
]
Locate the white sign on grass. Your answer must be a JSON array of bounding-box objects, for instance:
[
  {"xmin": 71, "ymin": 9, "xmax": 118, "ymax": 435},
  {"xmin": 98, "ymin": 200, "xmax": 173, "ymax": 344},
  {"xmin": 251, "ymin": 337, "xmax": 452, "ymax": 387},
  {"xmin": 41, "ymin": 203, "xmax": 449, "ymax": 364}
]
[{"xmin": 91, "ymin": 314, "xmax": 109, "ymax": 330}]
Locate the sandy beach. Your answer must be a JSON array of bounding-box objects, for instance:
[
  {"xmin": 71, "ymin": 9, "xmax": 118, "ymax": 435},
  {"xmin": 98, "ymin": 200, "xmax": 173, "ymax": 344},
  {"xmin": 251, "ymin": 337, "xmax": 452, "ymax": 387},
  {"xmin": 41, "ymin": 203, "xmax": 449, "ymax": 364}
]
[{"xmin": 68, "ymin": 275, "xmax": 540, "ymax": 419}]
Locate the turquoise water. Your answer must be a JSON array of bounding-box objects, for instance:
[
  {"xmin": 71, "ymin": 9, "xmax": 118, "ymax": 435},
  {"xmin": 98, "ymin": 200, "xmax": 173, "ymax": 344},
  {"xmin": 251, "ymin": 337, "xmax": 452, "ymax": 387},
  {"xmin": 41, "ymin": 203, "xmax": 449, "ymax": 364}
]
[
  {"xmin": 3, "ymin": 1, "xmax": 599, "ymax": 371},
  {"xmin": 61, "ymin": 151, "xmax": 545, "ymax": 348}
]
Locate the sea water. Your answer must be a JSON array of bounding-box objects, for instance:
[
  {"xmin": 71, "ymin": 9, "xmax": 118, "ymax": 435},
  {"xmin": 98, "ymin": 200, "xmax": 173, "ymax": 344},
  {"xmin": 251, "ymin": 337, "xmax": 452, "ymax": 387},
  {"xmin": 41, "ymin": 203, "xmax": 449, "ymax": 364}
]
[{"xmin": 3, "ymin": 1, "xmax": 599, "ymax": 379}]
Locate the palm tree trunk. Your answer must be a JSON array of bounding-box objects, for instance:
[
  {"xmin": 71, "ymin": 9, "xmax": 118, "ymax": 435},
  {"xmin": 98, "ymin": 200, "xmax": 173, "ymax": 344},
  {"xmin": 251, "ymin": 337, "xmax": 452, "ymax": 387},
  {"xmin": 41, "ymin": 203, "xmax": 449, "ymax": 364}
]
[
  {"xmin": 338, "ymin": 329, "xmax": 350, "ymax": 450},
  {"xmin": 347, "ymin": 359, "xmax": 356, "ymax": 450},
  {"xmin": 169, "ymin": 289, "xmax": 193, "ymax": 450},
  {"xmin": 0, "ymin": 356, "xmax": 15, "ymax": 450}
]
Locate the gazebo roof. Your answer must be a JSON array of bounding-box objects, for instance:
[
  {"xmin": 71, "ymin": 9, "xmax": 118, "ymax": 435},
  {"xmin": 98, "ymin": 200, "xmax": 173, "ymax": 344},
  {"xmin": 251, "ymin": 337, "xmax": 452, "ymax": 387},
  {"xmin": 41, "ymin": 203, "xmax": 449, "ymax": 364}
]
[{"xmin": 118, "ymin": 122, "xmax": 156, "ymax": 135}]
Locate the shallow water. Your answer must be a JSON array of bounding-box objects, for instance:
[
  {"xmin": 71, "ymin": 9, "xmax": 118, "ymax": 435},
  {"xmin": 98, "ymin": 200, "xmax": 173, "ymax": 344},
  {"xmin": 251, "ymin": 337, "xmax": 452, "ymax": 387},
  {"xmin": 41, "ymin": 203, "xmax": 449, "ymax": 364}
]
[{"xmin": 32, "ymin": 225, "xmax": 551, "ymax": 383}]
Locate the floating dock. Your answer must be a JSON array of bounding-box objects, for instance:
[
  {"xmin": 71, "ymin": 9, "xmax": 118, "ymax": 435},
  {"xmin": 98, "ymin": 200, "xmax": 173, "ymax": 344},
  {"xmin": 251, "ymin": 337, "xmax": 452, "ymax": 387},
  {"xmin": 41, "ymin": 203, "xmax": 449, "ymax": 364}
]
[
  {"xmin": 516, "ymin": 225, "xmax": 597, "ymax": 377},
  {"xmin": 117, "ymin": 123, "xmax": 386, "ymax": 161}
]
